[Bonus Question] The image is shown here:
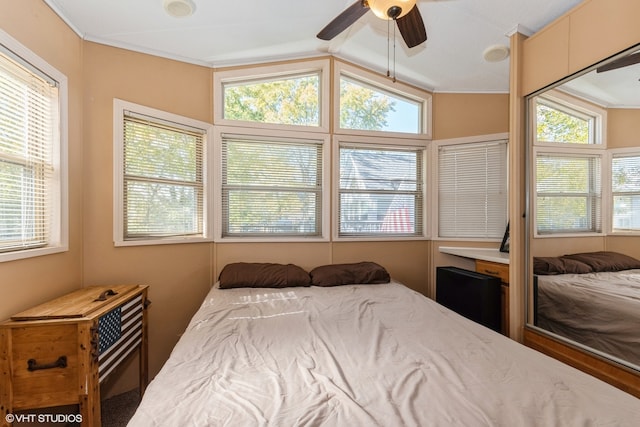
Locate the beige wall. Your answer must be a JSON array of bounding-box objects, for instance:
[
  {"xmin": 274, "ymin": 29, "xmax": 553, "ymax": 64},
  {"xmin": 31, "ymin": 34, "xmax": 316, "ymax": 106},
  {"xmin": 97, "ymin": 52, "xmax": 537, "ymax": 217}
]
[
  {"xmin": 0, "ymin": 1, "xmax": 83, "ymax": 318},
  {"xmin": 608, "ymin": 108, "xmax": 640, "ymax": 148},
  {"xmin": 433, "ymin": 93, "xmax": 509, "ymax": 140},
  {"xmin": 0, "ymin": 2, "xmax": 509, "ymax": 398},
  {"xmin": 522, "ymin": 0, "xmax": 640, "ymax": 95},
  {"xmin": 81, "ymin": 42, "xmax": 215, "ymax": 395},
  {"xmin": 532, "ymin": 236, "xmax": 640, "ymax": 261}
]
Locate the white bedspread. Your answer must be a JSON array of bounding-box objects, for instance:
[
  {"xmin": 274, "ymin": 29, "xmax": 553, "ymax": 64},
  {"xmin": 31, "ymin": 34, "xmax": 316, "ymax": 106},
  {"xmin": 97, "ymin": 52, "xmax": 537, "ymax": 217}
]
[{"xmin": 129, "ymin": 282, "xmax": 640, "ymax": 426}]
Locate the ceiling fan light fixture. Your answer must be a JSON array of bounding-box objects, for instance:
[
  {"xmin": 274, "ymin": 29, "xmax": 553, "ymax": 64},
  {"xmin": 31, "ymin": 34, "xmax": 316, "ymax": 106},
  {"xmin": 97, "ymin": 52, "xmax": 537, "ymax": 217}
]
[
  {"xmin": 368, "ymin": 0, "xmax": 417, "ymax": 20},
  {"xmin": 163, "ymin": 0, "xmax": 196, "ymax": 18},
  {"xmin": 483, "ymin": 44, "xmax": 510, "ymax": 62}
]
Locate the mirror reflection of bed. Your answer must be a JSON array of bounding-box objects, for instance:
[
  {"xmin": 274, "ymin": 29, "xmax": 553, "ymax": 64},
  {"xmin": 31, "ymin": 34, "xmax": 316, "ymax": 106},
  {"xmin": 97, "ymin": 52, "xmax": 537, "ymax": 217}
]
[
  {"xmin": 532, "ymin": 251, "xmax": 640, "ymax": 368},
  {"xmin": 526, "ymin": 45, "xmax": 640, "ymax": 378}
]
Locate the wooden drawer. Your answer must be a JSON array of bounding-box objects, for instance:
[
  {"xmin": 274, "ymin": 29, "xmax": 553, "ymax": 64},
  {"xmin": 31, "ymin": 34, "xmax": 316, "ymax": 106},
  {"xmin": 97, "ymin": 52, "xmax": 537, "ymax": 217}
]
[
  {"xmin": 10, "ymin": 323, "xmax": 80, "ymax": 409},
  {"xmin": 1, "ymin": 285, "xmax": 148, "ymax": 427},
  {"xmin": 476, "ymin": 260, "xmax": 509, "ymax": 284},
  {"xmin": 475, "ymin": 260, "xmax": 510, "ymax": 336}
]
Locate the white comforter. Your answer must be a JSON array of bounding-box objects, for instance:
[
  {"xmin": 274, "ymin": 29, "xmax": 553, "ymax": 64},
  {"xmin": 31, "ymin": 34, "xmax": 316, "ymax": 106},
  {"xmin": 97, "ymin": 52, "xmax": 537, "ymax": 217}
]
[{"xmin": 129, "ymin": 282, "xmax": 640, "ymax": 426}]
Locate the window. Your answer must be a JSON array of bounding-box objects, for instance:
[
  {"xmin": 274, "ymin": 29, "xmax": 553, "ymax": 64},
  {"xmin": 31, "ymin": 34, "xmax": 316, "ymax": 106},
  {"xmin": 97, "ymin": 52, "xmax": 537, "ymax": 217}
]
[
  {"xmin": 530, "ymin": 90, "xmax": 606, "ymax": 237},
  {"xmin": 535, "ymin": 152, "xmax": 602, "ymax": 234},
  {"xmin": 534, "ymin": 91, "xmax": 604, "ymax": 146},
  {"xmin": 337, "ymin": 140, "xmax": 425, "ymax": 238},
  {"xmin": 339, "ymin": 75, "xmax": 421, "ymax": 133},
  {"xmin": 437, "ymin": 139, "xmax": 508, "ymax": 239},
  {"xmin": 214, "ymin": 59, "xmax": 330, "ymax": 132},
  {"xmin": 334, "ymin": 61, "xmax": 432, "ymax": 138},
  {"xmin": 114, "ymin": 100, "xmax": 212, "ymax": 245},
  {"xmin": 611, "ymin": 153, "xmax": 640, "ymax": 232},
  {"xmin": 0, "ymin": 35, "xmax": 67, "ymax": 261},
  {"xmin": 219, "ymin": 131, "xmax": 326, "ymax": 239},
  {"xmin": 223, "ymin": 73, "xmax": 319, "ymax": 126}
]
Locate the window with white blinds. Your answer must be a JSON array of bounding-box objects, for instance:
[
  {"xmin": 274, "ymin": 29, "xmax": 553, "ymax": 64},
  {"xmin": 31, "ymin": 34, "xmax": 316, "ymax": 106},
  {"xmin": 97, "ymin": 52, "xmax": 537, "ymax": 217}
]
[
  {"xmin": 438, "ymin": 140, "xmax": 508, "ymax": 238},
  {"xmin": 0, "ymin": 44, "xmax": 63, "ymax": 257},
  {"xmin": 338, "ymin": 143, "xmax": 424, "ymax": 238},
  {"xmin": 611, "ymin": 153, "xmax": 640, "ymax": 232},
  {"xmin": 221, "ymin": 134, "xmax": 323, "ymax": 237},
  {"xmin": 121, "ymin": 111, "xmax": 206, "ymax": 241},
  {"xmin": 535, "ymin": 152, "xmax": 601, "ymax": 234}
]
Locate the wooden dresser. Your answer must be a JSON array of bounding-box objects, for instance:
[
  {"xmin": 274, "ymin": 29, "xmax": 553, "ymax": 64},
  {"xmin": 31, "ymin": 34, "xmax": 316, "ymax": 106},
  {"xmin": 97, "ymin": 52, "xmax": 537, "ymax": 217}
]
[
  {"xmin": 475, "ymin": 260, "xmax": 509, "ymax": 336},
  {"xmin": 0, "ymin": 285, "xmax": 149, "ymax": 427}
]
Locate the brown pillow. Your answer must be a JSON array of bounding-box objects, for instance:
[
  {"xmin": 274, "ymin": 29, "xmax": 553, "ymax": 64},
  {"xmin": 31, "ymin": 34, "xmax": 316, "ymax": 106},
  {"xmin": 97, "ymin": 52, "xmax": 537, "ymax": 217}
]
[
  {"xmin": 562, "ymin": 251, "xmax": 640, "ymax": 272},
  {"xmin": 533, "ymin": 257, "xmax": 593, "ymax": 275},
  {"xmin": 309, "ymin": 262, "xmax": 390, "ymax": 287},
  {"xmin": 218, "ymin": 263, "xmax": 310, "ymax": 289}
]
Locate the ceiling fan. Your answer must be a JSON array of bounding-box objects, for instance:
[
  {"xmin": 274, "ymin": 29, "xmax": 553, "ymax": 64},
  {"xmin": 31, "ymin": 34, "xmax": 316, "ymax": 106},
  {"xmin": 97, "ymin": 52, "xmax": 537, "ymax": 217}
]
[
  {"xmin": 317, "ymin": 0, "xmax": 427, "ymax": 48},
  {"xmin": 596, "ymin": 51, "xmax": 640, "ymax": 73}
]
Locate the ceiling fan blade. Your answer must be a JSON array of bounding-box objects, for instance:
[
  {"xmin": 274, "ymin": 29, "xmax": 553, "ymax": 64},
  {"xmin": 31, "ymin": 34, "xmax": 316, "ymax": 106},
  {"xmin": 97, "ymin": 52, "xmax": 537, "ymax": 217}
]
[
  {"xmin": 596, "ymin": 51, "xmax": 640, "ymax": 73},
  {"xmin": 317, "ymin": 1, "xmax": 369, "ymax": 41},
  {"xmin": 396, "ymin": 5, "xmax": 427, "ymax": 48}
]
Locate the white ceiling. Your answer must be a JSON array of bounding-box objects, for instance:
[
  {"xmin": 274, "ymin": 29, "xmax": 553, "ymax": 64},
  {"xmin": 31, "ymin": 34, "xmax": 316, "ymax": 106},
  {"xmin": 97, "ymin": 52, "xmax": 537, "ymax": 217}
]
[
  {"xmin": 561, "ymin": 52, "xmax": 640, "ymax": 109},
  {"xmin": 43, "ymin": 0, "xmax": 584, "ymax": 93}
]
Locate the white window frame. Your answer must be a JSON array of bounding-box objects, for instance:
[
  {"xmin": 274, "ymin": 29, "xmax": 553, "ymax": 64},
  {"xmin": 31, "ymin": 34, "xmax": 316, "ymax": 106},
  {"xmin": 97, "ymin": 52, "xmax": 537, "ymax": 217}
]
[
  {"xmin": 333, "ymin": 60, "xmax": 432, "ymax": 140},
  {"xmin": 113, "ymin": 99, "xmax": 214, "ymax": 246},
  {"xmin": 432, "ymin": 133, "xmax": 509, "ymax": 241},
  {"xmin": 532, "ymin": 146, "xmax": 605, "ymax": 238},
  {"xmin": 609, "ymin": 147, "xmax": 640, "ymax": 235},
  {"xmin": 529, "ymin": 89, "xmax": 609, "ymax": 238},
  {"xmin": 213, "ymin": 59, "xmax": 330, "ymax": 133},
  {"xmin": 0, "ymin": 29, "xmax": 68, "ymax": 263},
  {"xmin": 332, "ymin": 134, "xmax": 429, "ymax": 241},
  {"xmin": 533, "ymin": 89, "xmax": 607, "ymax": 147},
  {"xmin": 214, "ymin": 125, "xmax": 330, "ymax": 242}
]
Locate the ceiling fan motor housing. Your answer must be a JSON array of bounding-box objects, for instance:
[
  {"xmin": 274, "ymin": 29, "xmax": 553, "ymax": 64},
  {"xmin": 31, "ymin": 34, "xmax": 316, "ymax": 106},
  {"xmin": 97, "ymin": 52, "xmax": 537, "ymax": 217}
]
[{"xmin": 368, "ymin": 0, "xmax": 417, "ymax": 20}]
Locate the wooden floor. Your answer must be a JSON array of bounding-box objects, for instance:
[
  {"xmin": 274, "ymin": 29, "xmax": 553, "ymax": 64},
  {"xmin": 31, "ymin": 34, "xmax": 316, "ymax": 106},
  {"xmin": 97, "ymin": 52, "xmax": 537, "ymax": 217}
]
[{"xmin": 524, "ymin": 328, "xmax": 640, "ymax": 398}]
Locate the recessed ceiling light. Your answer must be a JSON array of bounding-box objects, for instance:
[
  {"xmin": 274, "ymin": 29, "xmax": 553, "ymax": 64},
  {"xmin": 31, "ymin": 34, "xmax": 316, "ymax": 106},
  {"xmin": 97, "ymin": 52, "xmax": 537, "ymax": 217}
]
[
  {"xmin": 163, "ymin": 0, "xmax": 196, "ymax": 18},
  {"xmin": 483, "ymin": 45, "xmax": 510, "ymax": 62}
]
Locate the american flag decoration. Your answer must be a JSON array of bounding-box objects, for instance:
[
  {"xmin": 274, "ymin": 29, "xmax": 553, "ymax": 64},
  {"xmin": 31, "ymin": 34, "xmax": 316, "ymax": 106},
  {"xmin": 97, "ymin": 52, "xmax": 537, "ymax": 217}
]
[
  {"xmin": 98, "ymin": 308, "xmax": 122, "ymax": 354},
  {"xmin": 98, "ymin": 295, "xmax": 144, "ymax": 383},
  {"xmin": 381, "ymin": 206, "xmax": 413, "ymax": 233}
]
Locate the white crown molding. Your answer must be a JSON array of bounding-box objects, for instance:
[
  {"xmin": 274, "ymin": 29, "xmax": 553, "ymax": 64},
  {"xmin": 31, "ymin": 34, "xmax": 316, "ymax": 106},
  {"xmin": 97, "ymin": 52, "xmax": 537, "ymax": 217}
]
[{"xmin": 506, "ymin": 24, "xmax": 534, "ymax": 38}]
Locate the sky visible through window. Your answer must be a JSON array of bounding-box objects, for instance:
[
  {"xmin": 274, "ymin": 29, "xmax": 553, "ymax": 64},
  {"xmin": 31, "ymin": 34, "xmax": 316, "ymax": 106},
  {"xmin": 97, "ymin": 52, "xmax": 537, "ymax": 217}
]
[{"xmin": 385, "ymin": 100, "xmax": 420, "ymax": 133}]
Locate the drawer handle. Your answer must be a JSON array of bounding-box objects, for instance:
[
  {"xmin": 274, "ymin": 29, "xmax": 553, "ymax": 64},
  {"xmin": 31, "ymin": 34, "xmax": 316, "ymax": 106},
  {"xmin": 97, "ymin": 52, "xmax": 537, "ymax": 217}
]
[
  {"xmin": 27, "ymin": 355, "xmax": 67, "ymax": 371},
  {"xmin": 484, "ymin": 269, "xmax": 500, "ymax": 275},
  {"xmin": 94, "ymin": 289, "xmax": 118, "ymax": 302}
]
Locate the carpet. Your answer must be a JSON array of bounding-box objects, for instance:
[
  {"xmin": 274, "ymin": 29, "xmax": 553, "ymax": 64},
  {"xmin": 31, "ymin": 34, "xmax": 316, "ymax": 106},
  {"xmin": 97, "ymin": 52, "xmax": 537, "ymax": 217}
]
[{"xmin": 101, "ymin": 389, "xmax": 140, "ymax": 427}]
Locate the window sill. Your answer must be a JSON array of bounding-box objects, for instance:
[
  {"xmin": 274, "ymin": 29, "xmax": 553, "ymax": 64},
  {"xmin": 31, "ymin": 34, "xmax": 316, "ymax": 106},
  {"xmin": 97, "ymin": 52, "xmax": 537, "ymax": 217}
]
[{"xmin": 0, "ymin": 245, "xmax": 68, "ymax": 263}]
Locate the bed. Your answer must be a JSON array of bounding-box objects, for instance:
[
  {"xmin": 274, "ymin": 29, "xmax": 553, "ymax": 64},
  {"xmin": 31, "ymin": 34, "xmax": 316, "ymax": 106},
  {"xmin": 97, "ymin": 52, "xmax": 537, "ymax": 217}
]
[
  {"xmin": 128, "ymin": 262, "xmax": 640, "ymax": 426},
  {"xmin": 534, "ymin": 251, "xmax": 640, "ymax": 368}
]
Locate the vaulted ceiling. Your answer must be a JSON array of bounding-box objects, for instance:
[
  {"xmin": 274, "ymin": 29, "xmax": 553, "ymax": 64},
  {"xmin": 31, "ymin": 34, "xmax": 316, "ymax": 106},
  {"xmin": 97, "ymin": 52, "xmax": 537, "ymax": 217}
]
[{"xmin": 44, "ymin": 0, "xmax": 583, "ymax": 92}]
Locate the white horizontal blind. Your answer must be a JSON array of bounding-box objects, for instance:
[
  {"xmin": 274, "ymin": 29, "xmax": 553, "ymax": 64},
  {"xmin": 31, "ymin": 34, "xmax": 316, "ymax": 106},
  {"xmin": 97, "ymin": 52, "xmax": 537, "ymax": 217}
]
[
  {"xmin": 438, "ymin": 140, "xmax": 507, "ymax": 238},
  {"xmin": 221, "ymin": 135, "xmax": 323, "ymax": 237},
  {"xmin": 0, "ymin": 48, "xmax": 58, "ymax": 253},
  {"xmin": 536, "ymin": 153, "xmax": 601, "ymax": 234},
  {"xmin": 123, "ymin": 113, "xmax": 204, "ymax": 239},
  {"xmin": 612, "ymin": 154, "xmax": 640, "ymax": 232},
  {"xmin": 339, "ymin": 144, "xmax": 424, "ymax": 237}
]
